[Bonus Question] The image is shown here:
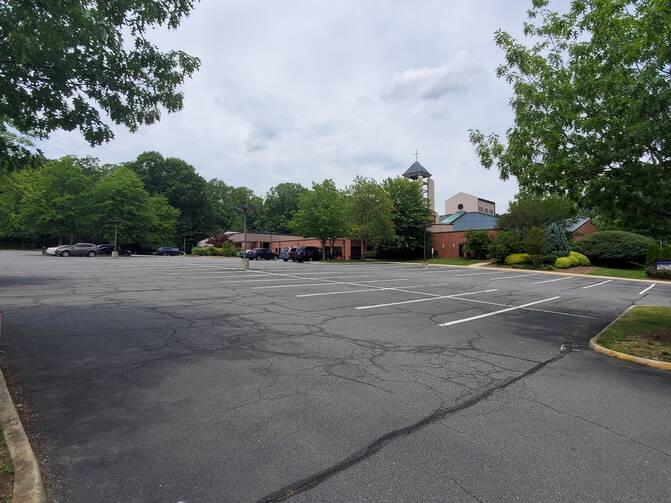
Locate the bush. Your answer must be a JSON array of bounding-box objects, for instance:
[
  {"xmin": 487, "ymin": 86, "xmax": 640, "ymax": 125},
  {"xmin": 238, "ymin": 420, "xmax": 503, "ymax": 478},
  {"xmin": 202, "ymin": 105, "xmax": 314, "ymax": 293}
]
[
  {"xmin": 191, "ymin": 243, "xmax": 239, "ymax": 257},
  {"xmin": 546, "ymin": 222, "xmax": 570, "ymax": 257},
  {"xmin": 569, "ymin": 251, "xmax": 590, "ymax": 266},
  {"xmin": 573, "ymin": 231, "xmax": 655, "ymax": 266},
  {"xmin": 646, "ymin": 267, "xmax": 671, "ymax": 279},
  {"xmin": 191, "ymin": 247, "xmax": 204, "ymax": 256},
  {"xmin": 554, "ymin": 256, "xmax": 574, "ymax": 268},
  {"xmin": 463, "ymin": 230, "xmax": 491, "ymax": 259},
  {"xmin": 505, "ymin": 253, "xmax": 531, "ymax": 265},
  {"xmin": 542, "ymin": 255, "xmax": 557, "ymax": 265},
  {"xmin": 488, "ymin": 230, "xmax": 523, "ymax": 263},
  {"xmin": 646, "ymin": 244, "xmax": 671, "ymax": 267}
]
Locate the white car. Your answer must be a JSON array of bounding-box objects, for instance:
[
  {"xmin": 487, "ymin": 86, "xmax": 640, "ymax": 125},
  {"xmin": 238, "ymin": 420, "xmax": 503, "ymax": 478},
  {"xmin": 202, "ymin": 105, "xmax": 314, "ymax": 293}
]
[{"xmin": 44, "ymin": 245, "xmax": 66, "ymax": 256}]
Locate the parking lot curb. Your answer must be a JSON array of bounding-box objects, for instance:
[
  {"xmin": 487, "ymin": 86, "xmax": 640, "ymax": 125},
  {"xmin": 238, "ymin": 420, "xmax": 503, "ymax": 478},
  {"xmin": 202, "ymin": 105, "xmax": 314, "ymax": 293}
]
[
  {"xmin": 589, "ymin": 306, "xmax": 671, "ymax": 372},
  {"xmin": 0, "ymin": 368, "xmax": 47, "ymax": 503}
]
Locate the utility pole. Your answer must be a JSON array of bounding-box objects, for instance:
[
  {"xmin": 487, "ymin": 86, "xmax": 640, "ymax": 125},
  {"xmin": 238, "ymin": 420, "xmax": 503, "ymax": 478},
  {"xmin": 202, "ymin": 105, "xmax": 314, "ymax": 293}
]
[
  {"xmin": 238, "ymin": 205, "xmax": 253, "ymax": 270},
  {"xmin": 112, "ymin": 219, "xmax": 119, "ymax": 259},
  {"xmin": 183, "ymin": 236, "xmax": 187, "ymax": 254}
]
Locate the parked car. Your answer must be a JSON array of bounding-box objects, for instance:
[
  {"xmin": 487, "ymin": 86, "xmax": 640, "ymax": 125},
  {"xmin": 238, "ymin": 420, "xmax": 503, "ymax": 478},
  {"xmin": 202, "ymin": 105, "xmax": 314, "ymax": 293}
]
[
  {"xmin": 154, "ymin": 247, "xmax": 183, "ymax": 256},
  {"xmin": 293, "ymin": 246, "xmax": 322, "ymax": 262},
  {"xmin": 56, "ymin": 243, "xmax": 98, "ymax": 257},
  {"xmin": 252, "ymin": 248, "xmax": 275, "ymax": 260},
  {"xmin": 242, "ymin": 249, "xmax": 255, "ymax": 259},
  {"xmin": 96, "ymin": 244, "xmax": 132, "ymax": 256},
  {"xmin": 279, "ymin": 248, "xmax": 292, "ymax": 261},
  {"xmin": 43, "ymin": 245, "xmax": 67, "ymax": 256}
]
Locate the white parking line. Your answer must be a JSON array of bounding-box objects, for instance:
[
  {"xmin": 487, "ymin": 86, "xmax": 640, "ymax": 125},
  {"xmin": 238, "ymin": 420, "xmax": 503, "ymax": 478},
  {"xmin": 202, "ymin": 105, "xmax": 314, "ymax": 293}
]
[
  {"xmin": 639, "ymin": 283, "xmax": 656, "ymax": 295},
  {"xmin": 253, "ymin": 279, "xmax": 408, "ymax": 290},
  {"xmin": 532, "ymin": 276, "xmax": 570, "ymax": 284},
  {"xmin": 581, "ymin": 279, "xmax": 612, "ymax": 289},
  {"xmin": 489, "ymin": 273, "xmax": 539, "ymax": 281},
  {"xmin": 453, "ymin": 271, "xmax": 509, "ymax": 277},
  {"xmin": 355, "ymin": 289, "xmax": 498, "ymax": 310},
  {"xmin": 439, "ymin": 296, "xmax": 560, "ymax": 327}
]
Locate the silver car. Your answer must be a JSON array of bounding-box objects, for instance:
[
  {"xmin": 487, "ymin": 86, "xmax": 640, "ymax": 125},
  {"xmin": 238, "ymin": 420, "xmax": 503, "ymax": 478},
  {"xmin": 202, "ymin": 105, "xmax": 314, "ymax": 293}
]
[{"xmin": 56, "ymin": 243, "xmax": 98, "ymax": 257}]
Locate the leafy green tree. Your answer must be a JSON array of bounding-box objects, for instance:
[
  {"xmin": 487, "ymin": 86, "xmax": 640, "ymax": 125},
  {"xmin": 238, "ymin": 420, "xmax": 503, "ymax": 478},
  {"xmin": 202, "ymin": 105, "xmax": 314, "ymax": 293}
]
[
  {"xmin": 464, "ymin": 230, "xmax": 492, "ymax": 259},
  {"xmin": 523, "ymin": 227, "xmax": 549, "ymax": 266},
  {"xmin": 206, "ymin": 180, "xmax": 263, "ymax": 232},
  {"xmin": 487, "ymin": 230, "xmax": 523, "ymax": 263},
  {"xmin": 381, "ymin": 176, "xmax": 433, "ymax": 258},
  {"xmin": 0, "ymin": 167, "xmax": 35, "ymax": 239},
  {"xmin": 469, "ymin": 0, "xmax": 671, "ymax": 239},
  {"xmin": 19, "ymin": 158, "xmax": 94, "ymax": 243},
  {"xmin": 91, "ymin": 167, "xmax": 180, "ymax": 247},
  {"xmin": 0, "ymin": 1, "xmax": 200, "ymax": 147},
  {"xmin": 290, "ymin": 179, "xmax": 348, "ymax": 259},
  {"xmin": 497, "ymin": 194, "xmax": 575, "ymax": 233},
  {"xmin": 0, "ymin": 124, "xmax": 44, "ymax": 175},
  {"xmin": 261, "ymin": 183, "xmax": 308, "ymax": 234},
  {"xmin": 126, "ymin": 152, "xmax": 214, "ymax": 240},
  {"xmin": 347, "ymin": 177, "xmax": 395, "ymax": 257}
]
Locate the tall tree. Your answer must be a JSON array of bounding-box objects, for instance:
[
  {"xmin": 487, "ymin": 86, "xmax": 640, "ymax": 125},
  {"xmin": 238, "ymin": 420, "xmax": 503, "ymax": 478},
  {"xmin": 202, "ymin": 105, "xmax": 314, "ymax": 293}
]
[
  {"xmin": 19, "ymin": 157, "xmax": 94, "ymax": 243},
  {"xmin": 381, "ymin": 176, "xmax": 433, "ymax": 257},
  {"xmin": 290, "ymin": 179, "xmax": 348, "ymax": 259},
  {"xmin": 0, "ymin": 0, "xmax": 200, "ymax": 148},
  {"xmin": 497, "ymin": 194, "xmax": 576, "ymax": 233},
  {"xmin": 469, "ymin": 0, "xmax": 671, "ymax": 239},
  {"xmin": 126, "ymin": 152, "xmax": 214, "ymax": 240},
  {"xmin": 347, "ymin": 177, "xmax": 395, "ymax": 257},
  {"xmin": 91, "ymin": 167, "xmax": 179, "ymax": 247},
  {"xmin": 206, "ymin": 180, "xmax": 263, "ymax": 232},
  {"xmin": 261, "ymin": 183, "xmax": 308, "ymax": 234}
]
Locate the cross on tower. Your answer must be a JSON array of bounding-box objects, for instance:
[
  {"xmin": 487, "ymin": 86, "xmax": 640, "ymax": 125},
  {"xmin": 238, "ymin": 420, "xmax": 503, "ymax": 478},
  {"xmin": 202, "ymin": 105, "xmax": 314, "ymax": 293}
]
[{"xmin": 413, "ymin": 150, "xmax": 421, "ymax": 162}]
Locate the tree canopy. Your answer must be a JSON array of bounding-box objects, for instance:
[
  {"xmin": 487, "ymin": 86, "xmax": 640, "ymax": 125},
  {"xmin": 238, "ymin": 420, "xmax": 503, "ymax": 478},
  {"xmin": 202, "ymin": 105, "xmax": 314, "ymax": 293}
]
[
  {"xmin": 469, "ymin": 0, "xmax": 671, "ymax": 239},
  {"xmin": 347, "ymin": 176, "xmax": 395, "ymax": 255},
  {"xmin": 0, "ymin": 0, "xmax": 200, "ymax": 151},
  {"xmin": 497, "ymin": 194, "xmax": 576, "ymax": 233},
  {"xmin": 261, "ymin": 183, "xmax": 308, "ymax": 234}
]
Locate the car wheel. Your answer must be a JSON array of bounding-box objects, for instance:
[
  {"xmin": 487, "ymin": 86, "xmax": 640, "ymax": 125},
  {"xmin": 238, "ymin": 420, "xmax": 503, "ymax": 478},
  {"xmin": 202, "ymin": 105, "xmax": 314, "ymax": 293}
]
[
  {"xmin": 88, "ymin": 251, "xmax": 96, "ymax": 257},
  {"xmin": 61, "ymin": 251, "xmax": 70, "ymax": 257},
  {"xmin": 283, "ymin": 259, "xmax": 288, "ymax": 262}
]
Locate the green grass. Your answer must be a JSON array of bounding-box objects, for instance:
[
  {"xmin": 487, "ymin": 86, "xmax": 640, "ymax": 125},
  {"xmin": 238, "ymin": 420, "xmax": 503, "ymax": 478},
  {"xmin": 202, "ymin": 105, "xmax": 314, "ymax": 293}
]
[
  {"xmin": 589, "ymin": 266, "xmax": 647, "ymax": 280},
  {"xmin": 598, "ymin": 306, "xmax": 671, "ymax": 363}
]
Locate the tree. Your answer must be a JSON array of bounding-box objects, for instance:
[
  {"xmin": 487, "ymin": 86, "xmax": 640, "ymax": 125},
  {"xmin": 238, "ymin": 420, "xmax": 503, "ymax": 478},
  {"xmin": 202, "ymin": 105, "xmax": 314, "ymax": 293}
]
[
  {"xmin": 546, "ymin": 222, "xmax": 570, "ymax": 258},
  {"xmin": 523, "ymin": 227, "xmax": 549, "ymax": 266},
  {"xmin": 0, "ymin": 1, "xmax": 200, "ymax": 147},
  {"xmin": 261, "ymin": 183, "xmax": 308, "ymax": 234},
  {"xmin": 497, "ymin": 194, "xmax": 575, "ymax": 233},
  {"xmin": 380, "ymin": 176, "xmax": 433, "ymax": 258},
  {"xmin": 487, "ymin": 230, "xmax": 523, "ymax": 263},
  {"xmin": 206, "ymin": 180, "xmax": 263, "ymax": 232},
  {"xmin": 0, "ymin": 167, "xmax": 35, "ymax": 239},
  {"xmin": 290, "ymin": 179, "xmax": 348, "ymax": 259},
  {"xmin": 469, "ymin": 0, "xmax": 671, "ymax": 239},
  {"xmin": 91, "ymin": 167, "xmax": 180, "ymax": 247},
  {"xmin": 126, "ymin": 152, "xmax": 214, "ymax": 240},
  {"xmin": 347, "ymin": 177, "xmax": 395, "ymax": 257},
  {"xmin": 19, "ymin": 158, "xmax": 94, "ymax": 242},
  {"xmin": 464, "ymin": 230, "xmax": 492, "ymax": 259}
]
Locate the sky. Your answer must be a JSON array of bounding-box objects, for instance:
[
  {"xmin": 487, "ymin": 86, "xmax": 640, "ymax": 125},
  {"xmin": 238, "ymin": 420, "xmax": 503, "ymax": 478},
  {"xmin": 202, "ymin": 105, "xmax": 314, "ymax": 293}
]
[{"xmin": 37, "ymin": 0, "xmax": 543, "ymax": 215}]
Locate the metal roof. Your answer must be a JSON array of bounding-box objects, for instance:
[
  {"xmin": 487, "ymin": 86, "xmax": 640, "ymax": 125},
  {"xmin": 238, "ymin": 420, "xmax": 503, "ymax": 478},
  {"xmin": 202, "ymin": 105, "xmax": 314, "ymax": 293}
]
[
  {"xmin": 439, "ymin": 211, "xmax": 466, "ymax": 224},
  {"xmin": 402, "ymin": 161, "xmax": 432, "ymax": 179},
  {"xmin": 563, "ymin": 216, "xmax": 591, "ymax": 233},
  {"xmin": 437, "ymin": 211, "xmax": 497, "ymax": 230}
]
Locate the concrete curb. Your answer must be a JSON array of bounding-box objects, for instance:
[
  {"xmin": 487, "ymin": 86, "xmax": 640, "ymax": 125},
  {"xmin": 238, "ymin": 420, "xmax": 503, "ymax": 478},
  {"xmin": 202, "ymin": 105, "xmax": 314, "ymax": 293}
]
[
  {"xmin": 589, "ymin": 305, "xmax": 671, "ymax": 372},
  {"xmin": 0, "ymin": 368, "xmax": 47, "ymax": 503}
]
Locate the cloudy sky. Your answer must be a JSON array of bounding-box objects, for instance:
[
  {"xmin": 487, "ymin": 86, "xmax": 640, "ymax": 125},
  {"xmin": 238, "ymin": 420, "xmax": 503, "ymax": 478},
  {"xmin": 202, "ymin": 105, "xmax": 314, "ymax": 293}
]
[{"xmin": 37, "ymin": 0, "xmax": 547, "ymax": 215}]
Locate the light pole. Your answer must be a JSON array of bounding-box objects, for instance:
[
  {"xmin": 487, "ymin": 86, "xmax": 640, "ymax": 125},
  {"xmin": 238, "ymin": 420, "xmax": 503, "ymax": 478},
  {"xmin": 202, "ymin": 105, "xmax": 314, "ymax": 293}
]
[
  {"xmin": 238, "ymin": 205, "xmax": 253, "ymax": 270},
  {"xmin": 112, "ymin": 218, "xmax": 119, "ymax": 259}
]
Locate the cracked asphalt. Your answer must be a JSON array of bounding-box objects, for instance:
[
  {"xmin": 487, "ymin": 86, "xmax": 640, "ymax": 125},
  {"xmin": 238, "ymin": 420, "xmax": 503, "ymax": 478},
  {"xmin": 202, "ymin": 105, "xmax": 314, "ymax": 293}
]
[{"xmin": 0, "ymin": 250, "xmax": 669, "ymax": 503}]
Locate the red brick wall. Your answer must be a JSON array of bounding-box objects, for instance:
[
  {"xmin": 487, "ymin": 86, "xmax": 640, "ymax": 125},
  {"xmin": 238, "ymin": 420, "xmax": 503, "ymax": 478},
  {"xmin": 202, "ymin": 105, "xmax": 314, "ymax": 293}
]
[
  {"xmin": 571, "ymin": 220, "xmax": 598, "ymax": 241},
  {"xmin": 430, "ymin": 230, "xmax": 497, "ymax": 258}
]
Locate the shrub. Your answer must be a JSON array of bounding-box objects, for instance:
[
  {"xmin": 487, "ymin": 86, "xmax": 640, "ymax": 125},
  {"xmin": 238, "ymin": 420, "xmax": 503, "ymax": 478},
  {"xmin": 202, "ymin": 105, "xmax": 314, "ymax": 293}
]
[
  {"xmin": 646, "ymin": 244, "xmax": 671, "ymax": 267},
  {"xmin": 541, "ymin": 255, "xmax": 557, "ymax": 265},
  {"xmin": 523, "ymin": 227, "xmax": 549, "ymax": 266},
  {"xmin": 569, "ymin": 251, "xmax": 590, "ymax": 266},
  {"xmin": 646, "ymin": 267, "xmax": 671, "ymax": 279},
  {"xmin": 554, "ymin": 256, "xmax": 574, "ymax": 268},
  {"xmin": 488, "ymin": 230, "xmax": 523, "ymax": 263},
  {"xmin": 191, "ymin": 247, "xmax": 204, "ymax": 256},
  {"xmin": 463, "ymin": 230, "xmax": 491, "ymax": 259},
  {"xmin": 573, "ymin": 231, "xmax": 655, "ymax": 266},
  {"xmin": 546, "ymin": 222, "xmax": 570, "ymax": 257},
  {"xmin": 505, "ymin": 253, "xmax": 531, "ymax": 265}
]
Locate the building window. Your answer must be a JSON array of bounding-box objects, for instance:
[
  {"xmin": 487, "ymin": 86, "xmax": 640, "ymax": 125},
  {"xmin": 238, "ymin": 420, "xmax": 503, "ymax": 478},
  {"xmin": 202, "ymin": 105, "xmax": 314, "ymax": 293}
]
[{"xmin": 458, "ymin": 203, "xmax": 464, "ymax": 210}]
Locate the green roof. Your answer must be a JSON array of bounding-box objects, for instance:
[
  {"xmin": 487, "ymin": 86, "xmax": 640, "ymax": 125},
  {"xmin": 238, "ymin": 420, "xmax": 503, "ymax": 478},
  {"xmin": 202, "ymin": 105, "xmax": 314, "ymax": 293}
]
[{"xmin": 439, "ymin": 211, "xmax": 466, "ymax": 224}]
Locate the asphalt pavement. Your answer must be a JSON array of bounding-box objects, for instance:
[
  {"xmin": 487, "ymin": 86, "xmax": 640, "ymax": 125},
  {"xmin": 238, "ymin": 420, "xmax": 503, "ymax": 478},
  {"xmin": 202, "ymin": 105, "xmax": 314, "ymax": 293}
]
[{"xmin": 0, "ymin": 251, "xmax": 669, "ymax": 502}]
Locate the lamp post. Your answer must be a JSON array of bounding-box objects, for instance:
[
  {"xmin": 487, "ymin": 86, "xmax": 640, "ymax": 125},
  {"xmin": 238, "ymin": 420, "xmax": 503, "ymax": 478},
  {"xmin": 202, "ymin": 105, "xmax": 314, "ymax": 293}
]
[
  {"xmin": 237, "ymin": 204, "xmax": 253, "ymax": 270},
  {"xmin": 112, "ymin": 218, "xmax": 119, "ymax": 259}
]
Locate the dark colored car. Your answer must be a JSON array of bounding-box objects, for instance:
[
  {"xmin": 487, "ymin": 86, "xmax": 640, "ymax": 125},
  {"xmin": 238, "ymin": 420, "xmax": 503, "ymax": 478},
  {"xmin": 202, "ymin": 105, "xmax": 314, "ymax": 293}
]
[
  {"xmin": 57, "ymin": 243, "xmax": 98, "ymax": 257},
  {"xmin": 252, "ymin": 248, "xmax": 275, "ymax": 260},
  {"xmin": 279, "ymin": 248, "xmax": 292, "ymax": 261},
  {"xmin": 293, "ymin": 246, "xmax": 322, "ymax": 262},
  {"xmin": 243, "ymin": 249, "xmax": 255, "ymax": 259},
  {"xmin": 154, "ymin": 247, "xmax": 183, "ymax": 256},
  {"xmin": 96, "ymin": 244, "xmax": 132, "ymax": 256}
]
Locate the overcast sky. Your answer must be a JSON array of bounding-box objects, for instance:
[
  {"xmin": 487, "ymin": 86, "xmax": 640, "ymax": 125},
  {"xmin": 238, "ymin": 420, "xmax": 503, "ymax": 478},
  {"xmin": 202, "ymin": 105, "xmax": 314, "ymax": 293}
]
[{"xmin": 37, "ymin": 0, "xmax": 547, "ymax": 215}]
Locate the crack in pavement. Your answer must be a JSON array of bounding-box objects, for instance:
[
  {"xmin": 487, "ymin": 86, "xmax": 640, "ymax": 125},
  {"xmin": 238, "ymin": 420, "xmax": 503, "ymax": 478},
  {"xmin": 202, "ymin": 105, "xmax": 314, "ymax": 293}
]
[{"xmin": 256, "ymin": 351, "xmax": 570, "ymax": 503}]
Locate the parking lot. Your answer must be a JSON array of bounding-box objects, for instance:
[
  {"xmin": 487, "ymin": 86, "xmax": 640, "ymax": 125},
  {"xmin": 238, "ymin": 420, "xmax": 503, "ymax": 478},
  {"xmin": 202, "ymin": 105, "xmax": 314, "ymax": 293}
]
[{"xmin": 1, "ymin": 250, "xmax": 670, "ymax": 502}]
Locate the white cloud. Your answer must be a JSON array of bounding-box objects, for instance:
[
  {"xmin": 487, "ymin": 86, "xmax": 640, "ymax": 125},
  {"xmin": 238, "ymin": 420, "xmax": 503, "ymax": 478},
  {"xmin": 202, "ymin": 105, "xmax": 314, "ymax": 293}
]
[{"xmin": 35, "ymin": 0, "xmax": 536, "ymax": 211}]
